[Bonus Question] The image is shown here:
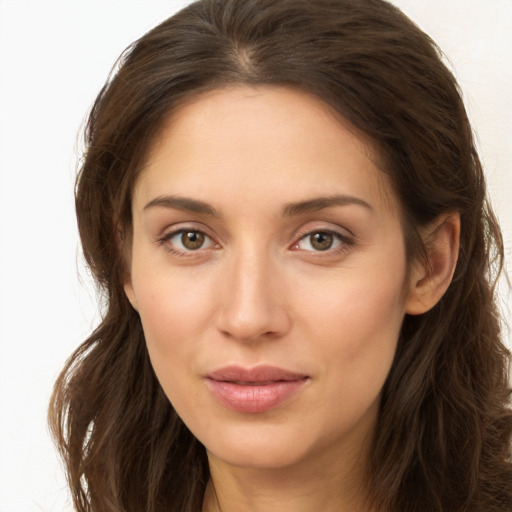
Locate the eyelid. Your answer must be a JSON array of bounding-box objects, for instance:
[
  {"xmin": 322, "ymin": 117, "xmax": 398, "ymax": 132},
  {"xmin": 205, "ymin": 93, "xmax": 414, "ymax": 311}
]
[
  {"xmin": 157, "ymin": 224, "xmax": 220, "ymax": 255},
  {"xmin": 290, "ymin": 225, "xmax": 355, "ymax": 253},
  {"xmin": 156, "ymin": 222, "xmax": 355, "ymax": 257}
]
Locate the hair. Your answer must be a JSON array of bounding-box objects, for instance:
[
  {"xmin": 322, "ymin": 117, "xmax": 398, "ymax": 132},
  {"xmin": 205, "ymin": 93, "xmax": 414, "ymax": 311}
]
[{"xmin": 49, "ymin": 0, "xmax": 512, "ymax": 511}]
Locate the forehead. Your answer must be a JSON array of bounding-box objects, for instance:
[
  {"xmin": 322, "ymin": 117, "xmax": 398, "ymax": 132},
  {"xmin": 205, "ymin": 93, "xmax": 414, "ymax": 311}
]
[{"xmin": 134, "ymin": 86, "xmax": 397, "ymax": 216}]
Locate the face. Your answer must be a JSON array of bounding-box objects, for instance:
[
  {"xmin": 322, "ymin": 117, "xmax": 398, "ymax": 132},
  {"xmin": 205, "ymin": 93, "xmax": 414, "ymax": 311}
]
[{"xmin": 125, "ymin": 86, "xmax": 418, "ymax": 472}]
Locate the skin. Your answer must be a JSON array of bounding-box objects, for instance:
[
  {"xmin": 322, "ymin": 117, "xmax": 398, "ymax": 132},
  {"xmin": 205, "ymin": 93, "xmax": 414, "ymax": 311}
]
[{"xmin": 124, "ymin": 86, "xmax": 459, "ymax": 512}]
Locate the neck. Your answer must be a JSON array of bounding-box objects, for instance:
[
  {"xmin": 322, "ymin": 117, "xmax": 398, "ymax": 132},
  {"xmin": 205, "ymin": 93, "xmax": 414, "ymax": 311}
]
[{"xmin": 202, "ymin": 436, "xmax": 375, "ymax": 512}]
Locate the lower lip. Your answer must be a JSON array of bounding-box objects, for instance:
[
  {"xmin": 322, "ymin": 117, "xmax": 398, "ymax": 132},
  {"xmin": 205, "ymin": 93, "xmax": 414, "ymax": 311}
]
[{"xmin": 206, "ymin": 378, "xmax": 309, "ymax": 413}]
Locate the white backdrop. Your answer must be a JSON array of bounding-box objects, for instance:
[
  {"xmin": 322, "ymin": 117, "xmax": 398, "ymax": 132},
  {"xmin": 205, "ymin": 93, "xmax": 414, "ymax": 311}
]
[{"xmin": 0, "ymin": 1, "xmax": 510, "ymax": 510}]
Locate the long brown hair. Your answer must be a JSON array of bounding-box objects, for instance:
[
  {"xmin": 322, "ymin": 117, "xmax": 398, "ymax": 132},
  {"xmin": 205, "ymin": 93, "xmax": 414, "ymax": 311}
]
[{"xmin": 49, "ymin": 1, "xmax": 512, "ymax": 510}]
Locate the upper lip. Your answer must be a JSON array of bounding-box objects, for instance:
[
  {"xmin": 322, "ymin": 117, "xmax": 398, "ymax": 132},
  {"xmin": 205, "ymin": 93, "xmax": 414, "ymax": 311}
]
[{"xmin": 206, "ymin": 365, "xmax": 308, "ymax": 383}]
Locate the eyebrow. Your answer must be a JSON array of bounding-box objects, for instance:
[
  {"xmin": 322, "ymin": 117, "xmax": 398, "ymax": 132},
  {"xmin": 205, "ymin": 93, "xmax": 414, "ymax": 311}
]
[
  {"xmin": 281, "ymin": 194, "xmax": 373, "ymax": 217},
  {"xmin": 143, "ymin": 195, "xmax": 220, "ymax": 217},
  {"xmin": 143, "ymin": 193, "xmax": 373, "ymax": 217}
]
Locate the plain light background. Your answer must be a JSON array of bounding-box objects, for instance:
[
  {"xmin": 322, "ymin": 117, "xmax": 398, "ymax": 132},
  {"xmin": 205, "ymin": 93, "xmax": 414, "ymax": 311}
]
[{"xmin": 0, "ymin": 1, "xmax": 510, "ymax": 510}]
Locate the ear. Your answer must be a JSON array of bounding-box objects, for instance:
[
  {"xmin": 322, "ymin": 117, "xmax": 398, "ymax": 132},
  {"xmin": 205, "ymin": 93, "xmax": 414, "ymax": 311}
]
[
  {"xmin": 124, "ymin": 278, "xmax": 139, "ymax": 312},
  {"xmin": 405, "ymin": 213, "xmax": 460, "ymax": 315},
  {"xmin": 117, "ymin": 222, "xmax": 139, "ymax": 312}
]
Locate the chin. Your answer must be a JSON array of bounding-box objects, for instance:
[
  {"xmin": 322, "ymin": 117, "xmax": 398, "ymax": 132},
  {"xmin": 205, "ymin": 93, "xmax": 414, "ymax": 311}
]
[
  {"xmin": 208, "ymin": 441, "xmax": 310, "ymax": 471},
  {"xmin": 199, "ymin": 418, "xmax": 337, "ymax": 472}
]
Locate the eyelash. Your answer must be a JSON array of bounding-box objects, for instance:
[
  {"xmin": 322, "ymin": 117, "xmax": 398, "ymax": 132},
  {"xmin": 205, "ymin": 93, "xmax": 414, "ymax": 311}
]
[
  {"xmin": 291, "ymin": 228, "xmax": 354, "ymax": 256},
  {"xmin": 157, "ymin": 227, "xmax": 354, "ymax": 257},
  {"xmin": 157, "ymin": 229, "xmax": 218, "ymax": 257}
]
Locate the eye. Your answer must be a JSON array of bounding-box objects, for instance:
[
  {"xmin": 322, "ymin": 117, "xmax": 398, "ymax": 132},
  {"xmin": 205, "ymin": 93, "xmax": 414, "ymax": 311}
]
[
  {"xmin": 295, "ymin": 230, "xmax": 349, "ymax": 252},
  {"xmin": 178, "ymin": 231, "xmax": 206, "ymax": 250},
  {"xmin": 161, "ymin": 229, "xmax": 217, "ymax": 253}
]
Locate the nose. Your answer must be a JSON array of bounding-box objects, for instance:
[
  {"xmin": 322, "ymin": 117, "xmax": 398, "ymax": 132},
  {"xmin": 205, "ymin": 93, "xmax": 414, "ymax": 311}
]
[{"xmin": 215, "ymin": 248, "xmax": 292, "ymax": 343}]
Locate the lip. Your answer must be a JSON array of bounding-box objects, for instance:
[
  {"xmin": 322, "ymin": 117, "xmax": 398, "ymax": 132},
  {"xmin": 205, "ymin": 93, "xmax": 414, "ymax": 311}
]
[{"xmin": 205, "ymin": 365, "xmax": 310, "ymax": 413}]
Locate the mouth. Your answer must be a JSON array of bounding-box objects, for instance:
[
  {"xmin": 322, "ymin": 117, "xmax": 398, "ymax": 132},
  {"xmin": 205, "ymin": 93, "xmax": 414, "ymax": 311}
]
[{"xmin": 205, "ymin": 365, "xmax": 310, "ymax": 413}]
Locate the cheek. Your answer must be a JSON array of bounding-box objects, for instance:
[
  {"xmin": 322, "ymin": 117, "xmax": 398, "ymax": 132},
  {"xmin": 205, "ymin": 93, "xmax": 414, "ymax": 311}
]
[
  {"xmin": 331, "ymin": 276, "xmax": 404, "ymax": 349},
  {"xmin": 298, "ymin": 262, "xmax": 407, "ymax": 392},
  {"xmin": 131, "ymin": 265, "xmax": 216, "ymax": 374},
  {"xmin": 132, "ymin": 270, "xmax": 216, "ymax": 420},
  {"xmin": 289, "ymin": 272, "xmax": 406, "ymax": 453}
]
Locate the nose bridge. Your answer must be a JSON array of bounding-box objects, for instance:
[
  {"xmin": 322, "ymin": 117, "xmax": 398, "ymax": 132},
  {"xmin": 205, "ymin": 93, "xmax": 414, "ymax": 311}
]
[{"xmin": 216, "ymin": 241, "xmax": 289, "ymax": 341}]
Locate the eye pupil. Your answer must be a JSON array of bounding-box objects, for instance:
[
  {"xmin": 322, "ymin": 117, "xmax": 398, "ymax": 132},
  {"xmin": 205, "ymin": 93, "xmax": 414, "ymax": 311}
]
[
  {"xmin": 310, "ymin": 232, "xmax": 333, "ymax": 250},
  {"xmin": 181, "ymin": 231, "xmax": 205, "ymax": 250}
]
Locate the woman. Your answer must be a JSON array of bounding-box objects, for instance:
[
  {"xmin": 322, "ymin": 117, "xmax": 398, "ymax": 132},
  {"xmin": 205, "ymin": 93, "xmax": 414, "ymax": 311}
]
[{"xmin": 49, "ymin": 0, "xmax": 512, "ymax": 510}]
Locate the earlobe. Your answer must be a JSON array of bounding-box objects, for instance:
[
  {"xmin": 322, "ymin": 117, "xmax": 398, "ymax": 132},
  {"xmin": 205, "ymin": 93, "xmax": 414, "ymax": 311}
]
[
  {"xmin": 118, "ymin": 224, "xmax": 138, "ymax": 311},
  {"xmin": 405, "ymin": 213, "xmax": 460, "ymax": 316},
  {"xmin": 124, "ymin": 279, "xmax": 139, "ymax": 312}
]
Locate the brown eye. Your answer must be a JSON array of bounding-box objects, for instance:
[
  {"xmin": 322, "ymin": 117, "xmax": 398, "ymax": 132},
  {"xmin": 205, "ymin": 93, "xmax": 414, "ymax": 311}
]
[
  {"xmin": 163, "ymin": 228, "xmax": 217, "ymax": 255},
  {"xmin": 310, "ymin": 232, "xmax": 334, "ymax": 251},
  {"xmin": 181, "ymin": 231, "xmax": 205, "ymax": 250},
  {"xmin": 295, "ymin": 230, "xmax": 348, "ymax": 253}
]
